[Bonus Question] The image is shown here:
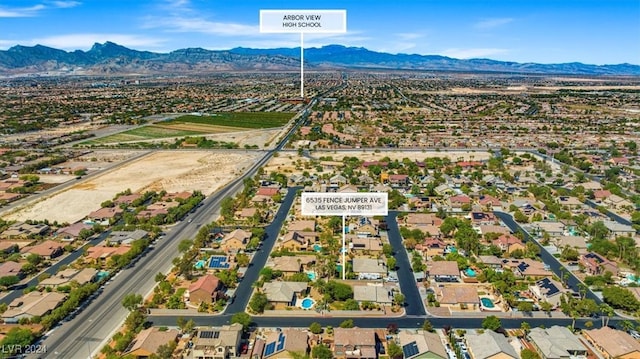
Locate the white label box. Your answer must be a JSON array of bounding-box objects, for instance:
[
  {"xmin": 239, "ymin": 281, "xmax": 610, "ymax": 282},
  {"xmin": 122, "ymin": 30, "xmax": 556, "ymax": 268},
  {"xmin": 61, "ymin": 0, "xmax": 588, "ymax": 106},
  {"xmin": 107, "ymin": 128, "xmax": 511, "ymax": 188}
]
[
  {"xmin": 260, "ymin": 9, "xmax": 347, "ymax": 33},
  {"xmin": 301, "ymin": 192, "xmax": 388, "ymax": 216}
]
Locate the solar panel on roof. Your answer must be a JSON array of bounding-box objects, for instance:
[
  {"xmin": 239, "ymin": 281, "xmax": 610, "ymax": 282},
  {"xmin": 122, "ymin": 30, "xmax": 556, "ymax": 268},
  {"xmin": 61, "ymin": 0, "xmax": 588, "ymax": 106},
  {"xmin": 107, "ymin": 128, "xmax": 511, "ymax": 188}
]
[
  {"xmin": 265, "ymin": 342, "xmax": 276, "ymax": 356},
  {"xmin": 276, "ymin": 332, "xmax": 285, "ymax": 351},
  {"xmin": 402, "ymin": 342, "xmax": 419, "ymax": 358},
  {"xmin": 200, "ymin": 331, "xmax": 216, "ymax": 339}
]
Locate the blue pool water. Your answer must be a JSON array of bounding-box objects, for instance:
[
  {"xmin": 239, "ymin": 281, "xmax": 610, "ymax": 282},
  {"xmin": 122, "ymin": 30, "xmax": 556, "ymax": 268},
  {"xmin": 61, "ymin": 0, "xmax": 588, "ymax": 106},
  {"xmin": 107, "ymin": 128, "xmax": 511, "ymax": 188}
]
[
  {"xmin": 626, "ymin": 274, "xmax": 640, "ymax": 283},
  {"xmin": 481, "ymin": 297, "xmax": 495, "ymax": 308},
  {"xmin": 307, "ymin": 271, "xmax": 317, "ymax": 281},
  {"xmin": 96, "ymin": 270, "xmax": 109, "ymax": 281},
  {"xmin": 465, "ymin": 268, "xmax": 477, "ymax": 277},
  {"xmin": 194, "ymin": 260, "xmax": 206, "ymax": 269},
  {"xmin": 313, "ymin": 244, "xmax": 322, "ymax": 252},
  {"xmin": 301, "ymin": 297, "xmax": 315, "ymax": 309}
]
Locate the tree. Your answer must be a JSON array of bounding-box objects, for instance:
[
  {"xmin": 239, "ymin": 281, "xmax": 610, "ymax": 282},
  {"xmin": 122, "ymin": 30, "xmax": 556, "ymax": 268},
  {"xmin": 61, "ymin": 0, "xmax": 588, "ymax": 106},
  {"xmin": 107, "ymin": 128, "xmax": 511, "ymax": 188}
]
[
  {"xmin": 122, "ymin": 293, "xmax": 143, "ymax": 311},
  {"xmin": 602, "ymin": 286, "xmax": 640, "ymax": 312},
  {"xmin": 520, "ymin": 348, "xmax": 541, "ymax": 359},
  {"xmin": 311, "ymin": 345, "xmax": 333, "ymax": 359},
  {"xmin": 422, "ymin": 319, "xmax": 435, "ymax": 332},
  {"xmin": 387, "ymin": 257, "xmax": 397, "ymax": 270},
  {"xmin": 339, "ymin": 319, "xmax": 354, "ymax": 328},
  {"xmin": 0, "ymin": 275, "xmax": 20, "ymax": 288},
  {"xmin": 520, "ymin": 321, "xmax": 531, "ymax": 336},
  {"xmin": 393, "ymin": 293, "xmax": 405, "ymax": 307},
  {"xmin": 178, "ymin": 239, "xmax": 193, "ymax": 253},
  {"xmin": 153, "ymin": 340, "xmax": 177, "ymax": 359},
  {"xmin": 249, "ymin": 292, "xmax": 269, "ymax": 313},
  {"xmin": 309, "ymin": 322, "xmax": 323, "ymax": 334},
  {"xmin": 599, "ymin": 303, "xmax": 614, "ymax": 327},
  {"xmin": 481, "ymin": 315, "xmax": 502, "ymax": 331},
  {"xmin": 386, "ymin": 323, "xmax": 399, "ymax": 334},
  {"xmin": 388, "ymin": 341, "xmax": 403, "ymax": 359},
  {"xmin": 236, "ymin": 253, "xmax": 250, "ymax": 267},
  {"xmin": 231, "ymin": 312, "xmax": 252, "ymax": 331},
  {"xmin": 517, "ymin": 301, "xmax": 534, "ymax": 313},
  {"xmin": 0, "ymin": 327, "xmax": 34, "ymax": 354}
]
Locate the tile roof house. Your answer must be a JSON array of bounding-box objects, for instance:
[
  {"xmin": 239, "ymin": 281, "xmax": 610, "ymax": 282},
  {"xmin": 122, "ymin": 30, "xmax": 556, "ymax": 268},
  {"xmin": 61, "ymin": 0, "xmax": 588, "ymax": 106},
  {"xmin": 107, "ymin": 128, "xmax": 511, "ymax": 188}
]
[
  {"xmin": 288, "ymin": 220, "xmax": 316, "ymax": 232},
  {"xmin": 528, "ymin": 326, "xmax": 588, "ymax": 359},
  {"xmin": 2, "ymin": 222, "xmax": 50, "ymax": 239},
  {"xmin": 352, "ymin": 257, "xmax": 387, "ymax": 280},
  {"xmin": 220, "ymin": 229, "xmax": 251, "ymax": 252},
  {"xmin": 85, "ymin": 245, "xmax": 131, "ymax": 263},
  {"xmin": 437, "ymin": 286, "xmax": 479, "ymax": 308},
  {"xmin": 333, "ymin": 328, "xmax": 377, "ymax": 359},
  {"xmin": 40, "ymin": 268, "xmax": 97, "ymax": 288},
  {"xmin": 0, "ymin": 261, "xmax": 23, "ymax": 279},
  {"xmin": 416, "ymin": 238, "xmax": 446, "ymax": 258},
  {"xmin": 187, "ymin": 274, "xmax": 223, "ymax": 305},
  {"xmin": 398, "ymin": 330, "xmax": 447, "ymax": 359},
  {"xmin": 579, "ymin": 252, "xmax": 618, "ymax": 276},
  {"xmin": 492, "ymin": 234, "xmax": 525, "ymax": 254},
  {"xmin": 114, "ymin": 193, "xmax": 142, "ymax": 205},
  {"xmin": 263, "ymin": 329, "xmax": 309, "ymax": 359},
  {"xmin": 428, "ymin": 261, "xmax": 460, "ymax": 282},
  {"xmin": 108, "ymin": 229, "xmax": 148, "ymax": 245},
  {"xmin": 350, "ymin": 236, "xmax": 383, "ymax": 252},
  {"xmin": 21, "ymin": 240, "xmax": 63, "ymax": 259},
  {"xmin": 583, "ymin": 326, "xmax": 640, "ymax": 359},
  {"xmin": 513, "ymin": 259, "xmax": 553, "ymax": 278},
  {"xmin": 56, "ymin": 222, "xmax": 92, "ymax": 241},
  {"xmin": 280, "ymin": 231, "xmax": 318, "ymax": 251},
  {"xmin": 191, "ymin": 323, "xmax": 243, "ymax": 359},
  {"xmin": 88, "ymin": 207, "xmax": 124, "ymax": 223},
  {"xmin": 1, "ymin": 291, "xmax": 66, "ymax": 323},
  {"xmin": 262, "ymin": 281, "xmax": 308, "ymax": 306},
  {"xmin": 465, "ymin": 330, "xmax": 519, "ymax": 359},
  {"xmin": 266, "ymin": 255, "xmax": 315, "ymax": 275},
  {"xmin": 123, "ymin": 327, "xmax": 179, "ymax": 358}
]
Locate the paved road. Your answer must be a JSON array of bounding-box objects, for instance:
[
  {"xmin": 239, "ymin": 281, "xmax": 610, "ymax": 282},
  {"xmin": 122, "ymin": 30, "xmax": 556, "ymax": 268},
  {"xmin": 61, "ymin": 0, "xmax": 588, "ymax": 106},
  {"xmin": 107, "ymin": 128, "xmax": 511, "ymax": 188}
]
[
  {"xmin": 494, "ymin": 211, "xmax": 602, "ymax": 304},
  {"xmin": 385, "ymin": 212, "xmax": 425, "ymax": 316},
  {"xmin": 225, "ymin": 187, "xmax": 301, "ymax": 313}
]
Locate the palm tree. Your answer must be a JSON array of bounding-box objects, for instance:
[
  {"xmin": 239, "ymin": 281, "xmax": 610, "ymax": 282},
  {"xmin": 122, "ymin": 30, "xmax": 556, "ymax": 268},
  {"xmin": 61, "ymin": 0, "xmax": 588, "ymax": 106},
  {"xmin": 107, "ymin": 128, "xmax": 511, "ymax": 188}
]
[
  {"xmin": 599, "ymin": 303, "xmax": 614, "ymax": 327},
  {"xmin": 620, "ymin": 320, "xmax": 635, "ymax": 333}
]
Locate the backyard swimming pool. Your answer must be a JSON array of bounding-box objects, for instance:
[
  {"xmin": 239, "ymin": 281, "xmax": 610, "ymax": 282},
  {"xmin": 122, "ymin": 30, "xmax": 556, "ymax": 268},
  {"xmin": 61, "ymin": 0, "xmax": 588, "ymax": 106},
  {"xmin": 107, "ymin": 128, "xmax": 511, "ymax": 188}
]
[
  {"xmin": 300, "ymin": 297, "xmax": 315, "ymax": 310},
  {"xmin": 480, "ymin": 297, "xmax": 495, "ymax": 308},
  {"xmin": 464, "ymin": 268, "xmax": 477, "ymax": 277}
]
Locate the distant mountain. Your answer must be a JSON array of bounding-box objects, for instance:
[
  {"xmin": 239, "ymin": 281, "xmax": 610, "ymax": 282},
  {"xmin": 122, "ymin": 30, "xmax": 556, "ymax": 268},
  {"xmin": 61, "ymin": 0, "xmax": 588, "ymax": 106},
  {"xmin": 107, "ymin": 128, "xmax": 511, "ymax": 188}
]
[{"xmin": 0, "ymin": 42, "xmax": 639, "ymax": 76}]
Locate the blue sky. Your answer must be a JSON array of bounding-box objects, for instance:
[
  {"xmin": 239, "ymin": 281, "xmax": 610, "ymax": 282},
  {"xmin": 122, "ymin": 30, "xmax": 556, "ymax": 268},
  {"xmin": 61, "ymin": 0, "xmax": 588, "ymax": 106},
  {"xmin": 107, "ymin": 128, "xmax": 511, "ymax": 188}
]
[{"xmin": 0, "ymin": 0, "xmax": 639, "ymax": 64}]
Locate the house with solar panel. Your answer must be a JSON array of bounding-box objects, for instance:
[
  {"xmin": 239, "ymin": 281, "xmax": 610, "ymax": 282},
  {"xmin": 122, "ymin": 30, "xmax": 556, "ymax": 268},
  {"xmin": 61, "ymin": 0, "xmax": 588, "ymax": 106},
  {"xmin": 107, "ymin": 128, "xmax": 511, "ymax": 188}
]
[
  {"xmin": 398, "ymin": 330, "xmax": 447, "ymax": 359},
  {"xmin": 191, "ymin": 323, "xmax": 243, "ymax": 359},
  {"xmin": 529, "ymin": 277, "xmax": 564, "ymax": 308},
  {"xmin": 263, "ymin": 329, "xmax": 309, "ymax": 359}
]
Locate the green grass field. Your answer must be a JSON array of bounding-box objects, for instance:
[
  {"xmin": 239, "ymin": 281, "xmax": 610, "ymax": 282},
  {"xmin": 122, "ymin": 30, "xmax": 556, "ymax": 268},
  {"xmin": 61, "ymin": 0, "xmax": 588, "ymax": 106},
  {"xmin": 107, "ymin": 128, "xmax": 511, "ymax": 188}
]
[
  {"xmin": 81, "ymin": 126, "xmax": 205, "ymax": 145},
  {"xmin": 166, "ymin": 112, "xmax": 293, "ymax": 129}
]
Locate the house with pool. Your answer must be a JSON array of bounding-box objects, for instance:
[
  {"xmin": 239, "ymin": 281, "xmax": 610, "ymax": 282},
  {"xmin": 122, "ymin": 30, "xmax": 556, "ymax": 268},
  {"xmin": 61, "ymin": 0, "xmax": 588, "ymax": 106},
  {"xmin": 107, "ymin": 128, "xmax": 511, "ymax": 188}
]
[{"xmin": 428, "ymin": 261, "xmax": 460, "ymax": 282}]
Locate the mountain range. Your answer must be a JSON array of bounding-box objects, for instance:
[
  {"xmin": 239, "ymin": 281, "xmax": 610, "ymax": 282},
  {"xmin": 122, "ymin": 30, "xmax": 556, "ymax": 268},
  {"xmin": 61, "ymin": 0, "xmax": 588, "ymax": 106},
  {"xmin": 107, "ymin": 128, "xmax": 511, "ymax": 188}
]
[{"xmin": 1, "ymin": 41, "xmax": 638, "ymax": 76}]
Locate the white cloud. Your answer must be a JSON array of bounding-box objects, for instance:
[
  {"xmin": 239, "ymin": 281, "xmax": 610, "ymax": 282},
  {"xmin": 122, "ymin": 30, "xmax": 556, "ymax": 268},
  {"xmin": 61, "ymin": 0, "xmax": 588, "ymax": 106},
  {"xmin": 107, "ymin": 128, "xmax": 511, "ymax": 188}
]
[
  {"xmin": 13, "ymin": 33, "xmax": 166, "ymax": 50},
  {"xmin": 49, "ymin": 1, "xmax": 81, "ymax": 8},
  {"xmin": 474, "ymin": 18, "xmax": 513, "ymax": 30},
  {"xmin": 396, "ymin": 32, "xmax": 424, "ymax": 41},
  {"xmin": 440, "ymin": 48, "xmax": 509, "ymax": 59},
  {"xmin": 0, "ymin": 5, "xmax": 46, "ymax": 17}
]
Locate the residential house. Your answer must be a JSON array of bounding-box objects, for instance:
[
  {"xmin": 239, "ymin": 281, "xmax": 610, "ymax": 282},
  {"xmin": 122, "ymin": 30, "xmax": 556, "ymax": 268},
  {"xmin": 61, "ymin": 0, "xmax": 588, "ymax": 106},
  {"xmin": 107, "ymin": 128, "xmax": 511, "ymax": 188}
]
[
  {"xmin": 0, "ymin": 261, "xmax": 23, "ymax": 279},
  {"xmin": 479, "ymin": 195, "xmax": 502, "ymax": 211},
  {"xmin": 352, "ymin": 217, "xmax": 378, "ymax": 237},
  {"xmin": 2, "ymin": 222, "xmax": 50, "ymax": 239},
  {"xmin": 252, "ymin": 187, "xmax": 280, "ymax": 203},
  {"xmin": 436, "ymin": 286, "xmax": 479, "ymax": 309},
  {"xmin": 280, "ymin": 231, "xmax": 318, "ymax": 251},
  {"xmin": 466, "ymin": 330, "xmax": 518, "ymax": 359},
  {"xmin": 262, "ymin": 281, "xmax": 308, "ymax": 306},
  {"xmin": 530, "ymin": 278, "xmax": 564, "ymax": 308},
  {"xmin": 333, "ymin": 328, "xmax": 377, "ymax": 359},
  {"xmin": 477, "ymin": 255, "xmax": 503, "ymax": 270},
  {"xmin": 353, "ymin": 285, "xmax": 393, "ymax": 305},
  {"xmin": 583, "ymin": 326, "xmax": 640, "ymax": 359},
  {"xmin": 405, "ymin": 214, "xmax": 442, "ymax": 228},
  {"xmin": 40, "ymin": 268, "xmax": 97, "ymax": 288},
  {"xmin": 528, "ymin": 326, "xmax": 588, "ymax": 359},
  {"xmin": 88, "ymin": 207, "xmax": 124, "ymax": 223},
  {"xmin": 479, "ymin": 225, "xmax": 511, "ymax": 236},
  {"xmin": 416, "ymin": 238, "xmax": 446, "ymax": 258},
  {"xmin": 187, "ymin": 274, "xmax": 223, "ymax": 305},
  {"xmin": 579, "ymin": 252, "xmax": 618, "ymax": 276},
  {"xmin": 56, "ymin": 222, "xmax": 92, "ymax": 241},
  {"xmin": 1, "ymin": 291, "xmax": 66, "ymax": 323},
  {"xmin": 191, "ymin": 323, "xmax": 243, "ymax": 359},
  {"xmin": 350, "ymin": 236, "xmax": 383, "ymax": 252},
  {"xmin": 267, "ymin": 255, "xmax": 315, "ymax": 276},
  {"xmin": 604, "ymin": 194, "xmax": 634, "ymax": 211},
  {"xmin": 163, "ymin": 191, "xmax": 192, "ymax": 201},
  {"xmin": 398, "ymin": 330, "xmax": 447, "ymax": 359},
  {"xmin": 21, "ymin": 240, "xmax": 63, "ymax": 259},
  {"xmin": 85, "ymin": 245, "xmax": 131, "ymax": 264},
  {"xmin": 448, "ymin": 194, "xmax": 471, "ymax": 210},
  {"xmin": 592, "ymin": 190, "xmax": 612, "ymax": 203},
  {"xmin": 531, "ymin": 221, "xmax": 565, "ymax": 237},
  {"xmin": 338, "ymin": 184, "xmax": 359, "ymax": 193},
  {"xmin": 237, "ymin": 207, "xmax": 260, "ymax": 221},
  {"xmin": 492, "ymin": 234, "xmax": 525, "ymax": 254},
  {"xmin": 220, "ymin": 229, "xmax": 251, "ymax": 252},
  {"xmin": 388, "ymin": 174, "xmax": 409, "ymax": 187},
  {"xmin": 288, "ymin": 220, "xmax": 316, "ymax": 232},
  {"xmin": 114, "ymin": 193, "xmax": 142, "ymax": 206},
  {"xmin": 352, "ymin": 257, "xmax": 387, "ymax": 280},
  {"xmin": 428, "ymin": 261, "xmax": 460, "ymax": 282},
  {"xmin": 123, "ymin": 327, "xmax": 179, "ymax": 358},
  {"xmin": 330, "ymin": 174, "xmax": 348, "ymax": 186},
  {"xmin": 557, "ymin": 196, "xmax": 583, "ymax": 210},
  {"xmin": 602, "ymin": 220, "xmax": 636, "ymax": 239},
  {"xmin": 514, "ymin": 259, "xmax": 553, "ymax": 279},
  {"xmin": 553, "ymin": 236, "xmax": 588, "ymax": 253},
  {"xmin": 263, "ymin": 329, "xmax": 309, "ymax": 359},
  {"xmin": 470, "ymin": 212, "xmax": 497, "ymax": 226},
  {"xmin": 108, "ymin": 229, "xmax": 148, "ymax": 245}
]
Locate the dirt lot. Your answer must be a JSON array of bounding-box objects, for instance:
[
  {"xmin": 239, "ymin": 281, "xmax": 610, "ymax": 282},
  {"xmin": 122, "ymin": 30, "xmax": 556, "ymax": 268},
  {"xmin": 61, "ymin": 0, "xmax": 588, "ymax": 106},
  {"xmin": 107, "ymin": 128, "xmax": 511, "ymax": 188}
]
[
  {"xmin": 3, "ymin": 151, "xmax": 260, "ymax": 224},
  {"xmin": 263, "ymin": 150, "xmax": 491, "ymax": 175}
]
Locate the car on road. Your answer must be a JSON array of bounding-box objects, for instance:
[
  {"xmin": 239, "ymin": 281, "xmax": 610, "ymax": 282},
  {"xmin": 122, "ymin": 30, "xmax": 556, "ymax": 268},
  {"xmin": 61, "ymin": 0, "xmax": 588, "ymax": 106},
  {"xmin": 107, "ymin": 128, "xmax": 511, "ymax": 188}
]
[{"xmin": 188, "ymin": 218, "xmax": 193, "ymax": 223}]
